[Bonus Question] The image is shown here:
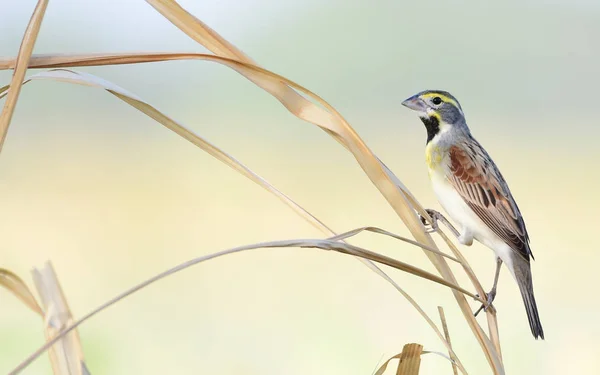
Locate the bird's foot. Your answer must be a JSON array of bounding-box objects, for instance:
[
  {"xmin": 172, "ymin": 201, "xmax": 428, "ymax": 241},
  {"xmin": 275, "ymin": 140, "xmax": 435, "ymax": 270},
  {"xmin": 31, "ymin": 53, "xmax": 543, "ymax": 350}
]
[
  {"xmin": 418, "ymin": 208, "xmax": 462, "ymax": 238},
  {"xmin": 419, "ymin": 209, "xmax": 442, "ymax": 233},
  {"xmin": 474, "ymin": 289, "xmax": 497, "ymax": 316}
]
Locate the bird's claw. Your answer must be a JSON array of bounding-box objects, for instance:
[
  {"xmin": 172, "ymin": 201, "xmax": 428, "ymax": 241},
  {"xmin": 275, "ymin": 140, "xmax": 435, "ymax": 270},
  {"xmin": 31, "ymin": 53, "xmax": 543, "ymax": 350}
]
[
  {"xmin": 474, "ymin": 289, "xmax": 497, "ymax": 316},
  {"xmin": 419, "ymin": 209, "xmax": 440, "ymax": 233}
]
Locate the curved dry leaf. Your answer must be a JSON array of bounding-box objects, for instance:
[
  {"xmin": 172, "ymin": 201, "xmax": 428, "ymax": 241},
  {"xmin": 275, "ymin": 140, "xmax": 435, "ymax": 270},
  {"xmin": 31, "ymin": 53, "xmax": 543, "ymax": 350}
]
[
  {"xmin": 0, "ymin": 53, "xmax": 501, "ymax": 368},
  {"xmin": 145, "ymin": 0, "xmax": 252, "ymax": 63},
  {"xmin": 373, "ymin": 352, "xmax": 403, "ymax": 375},
  {"xmin": 1, "ymin": 55, "xmax": 497, "ymax": 351},
  {"xmin": 141, "ymin": 4, "xmax": 504, "ymax": 369},
  {"xmin": 0, "ymin": 53, "xmax": 213, "ymax": 70},
  {"xmin": 0, "ymin": 268, "xmax": 43, "ymax": 316},
  {"xmin": 0, "ymin": 0, "xmax": 48, "ymax": 152},
  {"xmin": 10, "ymin": 237, "xmax": 473, "ymax": 375},
  {"xmin": 0, "ymin": 1, "xmax": 505, "ymax": 372},
  {"xmin": 0, "ymin": 54, "xmax": 497, "ymax": 356},
  {"xmin": 143, "ymin": 0, "xmax": 347, "ymax": 145},
  {"xmin": 3, "ymin": 54, "xmax": 422, "ymax": 240},
  {"xmin": 438, "ymin": 306, "xmax": 459, "ymax": 375},
  {"xmin": 4, "ymin": 69, "xmax": 464, "ymax": 375},
  {"xmin": 0, "ymin": 10, "xmax": 504, "ymax": 368},
  {"xmin": 328, "ymin": 226, "xmax": 461, "ymax": 263}
]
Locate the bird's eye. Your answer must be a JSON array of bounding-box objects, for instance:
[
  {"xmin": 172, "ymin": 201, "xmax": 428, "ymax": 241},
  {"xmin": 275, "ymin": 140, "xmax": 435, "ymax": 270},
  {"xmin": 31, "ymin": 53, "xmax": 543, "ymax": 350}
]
[{"xmin": 432, "ymin": 97, "xmax": 442, "ymax": 105}]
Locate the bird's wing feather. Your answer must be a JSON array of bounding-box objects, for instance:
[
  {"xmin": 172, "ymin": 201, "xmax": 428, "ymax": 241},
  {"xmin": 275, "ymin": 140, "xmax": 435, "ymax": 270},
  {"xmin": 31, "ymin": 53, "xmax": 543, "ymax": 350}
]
[{"xmin": 447, "ymin": 139, "xmax": 533, "ymax": 261}]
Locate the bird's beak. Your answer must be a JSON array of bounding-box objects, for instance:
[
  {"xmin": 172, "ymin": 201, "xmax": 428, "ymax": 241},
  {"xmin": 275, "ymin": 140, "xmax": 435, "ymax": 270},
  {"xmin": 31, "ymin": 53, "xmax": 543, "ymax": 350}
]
[{"xmin": 401, "ymin": 95, "xmax": 427, "ymax": 112}]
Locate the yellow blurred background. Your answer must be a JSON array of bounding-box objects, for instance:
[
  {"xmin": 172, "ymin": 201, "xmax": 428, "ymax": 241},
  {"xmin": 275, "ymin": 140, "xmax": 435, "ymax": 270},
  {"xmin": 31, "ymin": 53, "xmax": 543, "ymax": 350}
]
[{"xmin": 1, "ymin": 0, "xmax": 599, "ymax": 374}]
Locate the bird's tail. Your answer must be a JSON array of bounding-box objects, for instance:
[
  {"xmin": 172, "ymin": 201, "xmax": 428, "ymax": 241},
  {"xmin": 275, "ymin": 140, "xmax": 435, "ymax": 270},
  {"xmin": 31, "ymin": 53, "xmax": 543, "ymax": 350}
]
[{"xmin": 513, "ymin": 257, "xmax": 545, "ymax": 340}]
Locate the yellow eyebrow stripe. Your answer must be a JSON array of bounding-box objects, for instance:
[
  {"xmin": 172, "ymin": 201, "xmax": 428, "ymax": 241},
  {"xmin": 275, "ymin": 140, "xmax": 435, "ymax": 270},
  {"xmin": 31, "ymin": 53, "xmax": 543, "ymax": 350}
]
[{"xmin": 421, "ymin": 93, "xmax": 459, "ymax": 108}]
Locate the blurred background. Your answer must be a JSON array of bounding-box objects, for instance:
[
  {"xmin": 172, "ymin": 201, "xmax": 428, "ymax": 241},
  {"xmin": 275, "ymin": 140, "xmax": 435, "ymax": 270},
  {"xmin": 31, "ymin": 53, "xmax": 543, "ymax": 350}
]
[{"xmin": 1, "ymin": 0, "xmax": 599, "ymax": 374}]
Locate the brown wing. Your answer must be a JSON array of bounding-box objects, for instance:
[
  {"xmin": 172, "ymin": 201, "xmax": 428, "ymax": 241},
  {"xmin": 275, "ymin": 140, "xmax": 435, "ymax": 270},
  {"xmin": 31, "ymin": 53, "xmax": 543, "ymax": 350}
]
[{"xmin": 448, "ymin": 140, "xmax": 532, "ymax": 261}]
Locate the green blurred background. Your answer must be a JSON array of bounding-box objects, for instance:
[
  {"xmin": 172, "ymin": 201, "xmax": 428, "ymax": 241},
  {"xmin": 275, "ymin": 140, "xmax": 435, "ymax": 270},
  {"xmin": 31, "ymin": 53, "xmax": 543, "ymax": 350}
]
[{"xmin": 1, "ymin": 0, "xmax": 599, "ymax": 374}]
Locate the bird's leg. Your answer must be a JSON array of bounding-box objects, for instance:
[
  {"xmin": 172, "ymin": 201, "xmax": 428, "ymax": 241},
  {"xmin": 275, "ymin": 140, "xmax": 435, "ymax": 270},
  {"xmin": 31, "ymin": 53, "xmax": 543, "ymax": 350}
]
[
  {"xmin": 474, "ymin": 258, "xmax": 503, "ymax": 317},
  {"xmin": 419, "ymin": 209, "xmax": 462, "ymax": 239}
]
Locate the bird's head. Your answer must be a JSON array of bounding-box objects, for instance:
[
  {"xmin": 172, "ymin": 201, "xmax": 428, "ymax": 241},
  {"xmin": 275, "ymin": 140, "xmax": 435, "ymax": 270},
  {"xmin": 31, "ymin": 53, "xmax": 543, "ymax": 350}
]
[{"xmin": 401, "ymin": 90, "xmax": 467, "ymax": 143}]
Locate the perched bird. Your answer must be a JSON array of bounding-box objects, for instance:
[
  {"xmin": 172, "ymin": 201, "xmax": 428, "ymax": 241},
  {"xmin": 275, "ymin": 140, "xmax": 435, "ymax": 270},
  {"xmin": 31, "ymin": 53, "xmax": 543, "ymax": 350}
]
[{"xmin": 401, "ymin": 90, "xmax": 544, "ymax": 339}]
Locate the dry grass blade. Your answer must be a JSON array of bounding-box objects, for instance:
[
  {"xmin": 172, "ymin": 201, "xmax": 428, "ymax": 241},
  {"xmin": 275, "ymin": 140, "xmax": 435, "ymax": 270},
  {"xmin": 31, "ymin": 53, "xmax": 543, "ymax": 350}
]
[
  {"xmin": 145, "ymin": 0, "xmax": 252, "ymax": 63},
  {"xmin": 0, "ymin": 69, "xmax": 328, "ymax": 237},
  {"xmin": 146, "ymin": 0, "xmax": 348, "ymax": 145},
  {"xmin": 143, "ymin": 0, "xmax": 345, "ymax": 146},
  {"xmin": 374, "ymin": 352, "xmax": 403, "ymax": 375},
  {"xmin": 1, "ymin": 52, "xmax": 504, "ymax": 373},
  {"xmin": 439, "ymin": 306, "xmax": 459, "ymax": 375},
  {"xmin": 32, "ymin": 262, "xmax": 87, "ymax": 375},
  {"xmin": 3, "ymin": 70, "xmax": 467, "ymax": 374},
  {"xmin": 328, "ymin": 226, "xmax": 461, "ymax": 263},
  {"xmin": 300, "ymin": 240, "xmax": 478, "ymax": 299},
  {"xmin": 0, "ymin": 3, "xmax": 505, "ymax": 368},
  {"xmin": 0, "ymin": 268, "xmax": 43, "ymax": 316},
  {"xmin": 0, "ymin": 0, "xmax": 48, "ymax": 153},
  {"xmin": 0, "ymin": 53, "xmax": 216, "ymax": 70},
  {"xmin": 10, "ymin": 237, "xmax": 473, "ymax": 374},
  {"xmin": 140, "ymin": 4, "xmax": 505, "ymax": 370},
  {"xmin": 434, "ymin": 228, "xmax": 502, "ymax": 358}
]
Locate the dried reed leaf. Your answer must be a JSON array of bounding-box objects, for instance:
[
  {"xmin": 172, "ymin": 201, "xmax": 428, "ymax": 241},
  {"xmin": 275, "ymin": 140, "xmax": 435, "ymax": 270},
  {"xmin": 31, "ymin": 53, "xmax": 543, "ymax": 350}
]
[
  {"xmin": 145, "ymin": 10, "xmax": 503, "ymax": 368},
  {"xmin": 145, "ymin": 0, "xmax": 252, "ymax": 63},
  {"xmin": 0, "ymin": 53, "xmax": 210, "ymax": 70},
  {"xmin": 374, "ymin": 352, "xmax": 403, "ymax": 375},
  {"xmin": 328, "ymin": 226, "xmax": 461, "ymax": 263},
  {"xmin": 11, "ymin": 236, "xmax": 473, "ymax": 375},
  {"xmin": 0, "ymin": 2, "xmax": 503, "ymax": 373},
  {"xmin": 299, "ymin": 240, "xmax": 477, "ymax": 299},
  {"xmin": 0, "ymin": 53, "xmax": 442, "ymax": 245},
  {"xmin": 0, "ymin": 0, "xmax": 48, "ymax": 153},
  {"xmin": 32, "ymin": 262, "xmax": 87, "ymax": 375},
  {"xmin": 3, "ymin": 70, "xmax": 467, "ymax": 374},
  {"xmin": 0, "ymin": 70, "xmax": 329, "ymax": 241},
  {"xmin": 145, "ymin": 1, "xmax": 428, "ymax": 236},
  {"xmin": 0, "ymin": 15, "xmax": 503, "ymax": 374},
  {"xmin": 439, "ymin": 306, "xmax": 458, "ymax": 375},
  {"xmin": 143, "ymin": 0, "xmax": 347, "ymax": 145},
  {"xmin": 435, "ymin": 229, "xmax": 502, "ymax": 357},
  {"xmin": 0, "ymin": 71, "xmax": 462, "ymax": 358},
  {"xmin": 0, "ymin": 268, "xmax": 43, "ymax": 316},
  {"xmin": 140, "ymin": 4, "xmax": 504, "ymax": 369},
  {"xmin": 0, "ymin": 49, "xmax": 503, "ymax": 372}
]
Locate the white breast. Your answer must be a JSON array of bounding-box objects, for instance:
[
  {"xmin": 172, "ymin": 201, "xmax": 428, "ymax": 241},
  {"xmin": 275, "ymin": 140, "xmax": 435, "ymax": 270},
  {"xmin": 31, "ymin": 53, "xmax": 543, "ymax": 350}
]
[
  {"xmin": 425, "ymin": 130, "xmax": 517, "ymax": 274},
  {"xmin": 429, "ymin": 169, "xmax": 514, "ymax": 266}
]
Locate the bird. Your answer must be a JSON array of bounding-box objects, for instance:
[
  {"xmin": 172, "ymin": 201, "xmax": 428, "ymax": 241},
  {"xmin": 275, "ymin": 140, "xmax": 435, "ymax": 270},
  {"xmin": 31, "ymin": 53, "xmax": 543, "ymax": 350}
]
[{"xmin": 401, "ymin": 89, "xmax": 544, "ymax": 339}]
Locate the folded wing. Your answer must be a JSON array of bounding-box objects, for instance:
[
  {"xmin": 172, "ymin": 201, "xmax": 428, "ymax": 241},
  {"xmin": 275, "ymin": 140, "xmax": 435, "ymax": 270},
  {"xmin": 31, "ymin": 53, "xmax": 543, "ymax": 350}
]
[{"xmin": 447, "ymin": 139, "xmax": 533, "ymax": 261}]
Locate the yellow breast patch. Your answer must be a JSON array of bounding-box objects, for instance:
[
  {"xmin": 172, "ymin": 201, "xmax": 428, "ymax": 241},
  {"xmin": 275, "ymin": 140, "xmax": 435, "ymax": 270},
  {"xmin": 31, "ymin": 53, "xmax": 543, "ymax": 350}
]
[{"xmin": 425, "ymin": 143, "xmax": 444, "ymax": 171}]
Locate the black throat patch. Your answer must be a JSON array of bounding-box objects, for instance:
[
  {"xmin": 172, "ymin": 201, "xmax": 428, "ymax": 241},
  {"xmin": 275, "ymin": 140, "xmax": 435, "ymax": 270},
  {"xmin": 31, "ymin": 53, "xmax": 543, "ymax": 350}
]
[{"xmin": 420, "ymin": 116, "xmax": 440, "ymax": 144}]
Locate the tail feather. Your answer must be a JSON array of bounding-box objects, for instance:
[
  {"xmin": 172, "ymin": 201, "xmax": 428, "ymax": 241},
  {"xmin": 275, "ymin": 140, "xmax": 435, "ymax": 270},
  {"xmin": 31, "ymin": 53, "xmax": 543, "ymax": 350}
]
[{"xmin": 513, "ymin": 257, "xmax": 544, "ymax": 340}]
